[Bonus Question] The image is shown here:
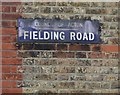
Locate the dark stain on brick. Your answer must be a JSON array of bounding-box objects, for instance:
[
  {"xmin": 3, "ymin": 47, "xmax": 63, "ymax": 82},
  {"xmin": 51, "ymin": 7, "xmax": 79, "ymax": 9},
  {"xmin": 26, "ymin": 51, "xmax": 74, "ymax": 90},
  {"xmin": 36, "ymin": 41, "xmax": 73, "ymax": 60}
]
[
  {"xmin": 53, "ymin": 52, "xmax": 74, "ymax": 58},
  {"xmin": 76, "ymin": 52, "xmax": 86, "ymax": 58},
  {"xmin": 81, "ymin": 45, "xmax": 90, "ymax": 51},
  {"xmin": 22, "ymin": 44, "xmax": 34, "ymax": 50},
  {"xmin": 29, "ymin": 51, "xmax": 40, "ymax": 57},
  {"xmin": 34, "ymin": 44, "xmax": 55, "ymax": 50},
  {"xmin": 91, "ymin": 45, "xmax": 101, "ymax": 51},
  {"xmin": 18, "ymin": 51, "xmax": 30, "ymax": 58},
  {"xmin": 57, "ymin": 44, "xmax": 68, "ymax": 50}
]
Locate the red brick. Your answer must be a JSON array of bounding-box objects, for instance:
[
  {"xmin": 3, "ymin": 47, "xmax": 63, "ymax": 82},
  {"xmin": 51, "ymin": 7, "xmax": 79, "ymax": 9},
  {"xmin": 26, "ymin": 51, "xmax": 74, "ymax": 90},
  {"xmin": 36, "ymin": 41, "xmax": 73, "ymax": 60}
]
[
  {"xmin": 2, "ymin": 74, "xmax": 22, "ymax": 80},
  {"xmin": 2, "ymin": 6, "xmax": 10, "ymax": 12},
  {"xmin": 57, "ymin": 44, "xmax": 68, "ymax": 50},
  {"xmin": 2, "ymin": 66, "xmax": 11, "ymax": 73},
  {"xmin": 53, "ymin": 52, "xmax": 74, "ymax": 58},
  {"xmin": 11, "ymin": 6, "xmax": 16, "ymax": 12},
  {"xmin": 2, "ymin": 81, "xmax": 17, "ymax": 88},
  {"xmin": 88, "ymin": 52, "xmax": 106, "ymax": 58},
  {"xmin": 11, "ymin": 66, "xmax": 17, "ymax": 73},
  {"xmin": 2, "ymin": 43, "xmax": 16, "ymax": 50},
  {"xmin": 2, "ymin": 88, "xmax": 22, "ymax": 93},
  {"xmin": 2, "ymin": 58, "xmax": 22, "ymax": 65},
  {"xmin": 2, "ymin": 35, "xmax": 16, "ymax": 43},
  {"xmin": 2, "ymin": 51, "xmax": 17, "ymax": 57},
  {"xmin": 69, "ymin": 44, "xmax": 81, "ymax": 51},
  {"xmin": 2, "ymin": 21, "xmax": 17, "ymax": 27},
  {"xmin": 101, "ymin": 45, "xmax": 119, "ymax": 52},
  {"xmin": 90, "ymin": 44, "xmax": 101, "ymax": 51},
  {"xmin": 2, "ymin": 14, "xmax": 21, "ymax": 20},
  {"xmin": 11, "ymin": 35, "xmax": 16, "ymax": 42},
  {"xmin": 2, "ymin": 2, "xmax": 21, "ymax": 5},
  {"xmin": 2, "ymin": 35, "xmax": 11, "ymax": 43},
  {"xmin": 2, "ymin": 28, "xmax": 17, "ymax": 35}
]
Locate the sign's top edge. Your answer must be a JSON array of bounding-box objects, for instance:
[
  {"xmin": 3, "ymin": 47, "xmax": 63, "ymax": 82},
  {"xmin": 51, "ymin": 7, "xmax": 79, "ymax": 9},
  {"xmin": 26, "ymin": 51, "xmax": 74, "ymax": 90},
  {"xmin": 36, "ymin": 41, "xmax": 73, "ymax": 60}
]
[{"xmin": 1, "ymin": 0, "xmax": 120, "ymax": 2}]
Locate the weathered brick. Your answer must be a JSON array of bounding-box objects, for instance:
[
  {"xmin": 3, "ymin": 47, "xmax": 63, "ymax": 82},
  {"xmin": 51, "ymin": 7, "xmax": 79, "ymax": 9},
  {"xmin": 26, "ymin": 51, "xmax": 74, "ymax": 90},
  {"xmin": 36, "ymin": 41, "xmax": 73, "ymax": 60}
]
[
  {"xmin": 34, "ymin": 2, "xmax": 56, "ymax": 6},
  {"xmin": 101, "ymin": 30, "xmax": 118, "ymax": 37},
  {"xmin": 102, "ymin": 59, "xmax": 118, "ymax": 66},
  {"xmin": 103, "ymin": 38, "xmax": 118, "ymax": 44},
  {"xmin": 85, "ymin": 82, "xmax": 101, "ymax": 89},
  {"xmin": 101, "ymin": 82, "xmax": 110, "ymax": 89},
  {"xmin": 2, "ymin": 14, "xmax": 21, "ymax": 20},
  {"xmin": 69, "ymin": 44, "xmax": 81, "ymax": 51},
  {"xmin": 57, "ymin": 74, "xmax": 69, "ymax": 81},
  {"xmin": 22, "ymin": 44, "xmax": 34, "ymax": 50},
  {"xmin": 59, "ymin": 89, "xmax": 92, "ymax": 93},
  {"xmin": 104, "ymin": 16, "xmax": 118, "ymax": 22},
  {"xmin": 41, "ymin": 7, "xmax": 51, "ymax": 13},
  {"xmin": 41, "ymin": 51, "xmax": 52, "ymax": 58},
  {"xmin": 22, "ymin": 6, "xmax": 39, "ymax": 13},
  {"xmin": 23, "ymin": 59, "xmax": 35, "ymax": 65},
  {"xmin": 86, "ymin": 75, "xmax": 103, "ymax": 81},
  {"xmin": 105, "ymin": 52, "xmax": 119, "ymax": 59},
  {"xmin": 90, "ymin": 45, "xmax": 101, "ymax": 51},
  {"xmin": 76, "ymin": 52, "xmax": 86, "ymax": 58},
  {"xmin": 40, "ymin": 66, "xmax": 53, "ymax": 73},
  {"xmin": 88, "ymin": 52, "xmax": 105, "ymax": 58},
  {"xmin": 52, "ymin": 7, "xmax": 74, "ymax": 13},
  {"xmin": 75, "ymin": 82, "xmax": 86, "ymax": 89},
  {"xmin": 86, "ymin": 9, "xmax": 107, "ymax": 14},
  {"xmin": 2, "ymin": 74, "xmax": 22, "ymax": 80},
  {"xmin": 74, "ymin": 7, "xmax": 86, "ymax": 14},
  {"xmin": 36, "ymin": 59, "xmax": 50, "ymax": 65},
  {"xmin": 33, "ymin": 74, "xmax": 57, "ymax": 80},
  {"xmin": 37, "ymin": 89, "xmax": 57, "ymax": 93},
  {"xmin": 111, "ymin": 81, "xmax": 119, "ymax": 89},
  {"xmin": 76, "ymin": 67, "xmax": 100, "ymax": 74},
  {"xmin": 34, "ymin": 44, "xmax": 55, "ymax": 50},
  {"xmin": 75, "ymin": 75, "xmax": 86, "ymax": 81},
  {"xmin": 100, "ymin": 67, "xmax": 118, "ymax": 74},
  {"xmin": 56, "ymin": 59, "xmax": 75, "ymax": 66},
  {"xmin": 58, "ymin": 82, "xmax": 75, "ymax": 89},
  {"xmin": 104, "ymin": 2, "xmax": 118, "ymax": 7},
  {"xmin": 57, "ymin": 2, "xmax": 68, "ymax": 6},
  {"xmin": 53, "ymin": 66, "xmax": 75, "ymax": 73},
  {"xmin": 2, "ymin": 6, "xmax": 10, "ymax": 12},
  {"xmin": 57, "ymin": 44, "xmax": 68, "ymax": 50},
  {"xmin": 77, "ymin": 60, "xmax": 91, "ymax": 66},
  {"xmin": 91, "ymin": 2, "xmax": 104, "ymax": 7},
  {"xmin": 18, "ymin": 51, "xmax": 31, "ymax": 58},
  {"xmin": 53, "ymin": 51, "xmax": 74, "ymax": 58},
  {"xmin": 104, "ymin": 74, "xmax": 118, "ymax": 81}
]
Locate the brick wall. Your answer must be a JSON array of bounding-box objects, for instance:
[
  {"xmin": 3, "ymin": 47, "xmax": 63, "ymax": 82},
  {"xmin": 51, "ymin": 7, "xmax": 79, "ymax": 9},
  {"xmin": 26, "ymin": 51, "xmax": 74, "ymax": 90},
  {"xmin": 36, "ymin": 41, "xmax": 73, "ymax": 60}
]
[
  {"xmin": 1, "ymin": 2, "xmax": 22, "ymax": 94},
  {"xmin": 1, "ymin": 1, "xmax": 119, "ymax": 94}
]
